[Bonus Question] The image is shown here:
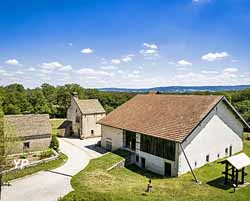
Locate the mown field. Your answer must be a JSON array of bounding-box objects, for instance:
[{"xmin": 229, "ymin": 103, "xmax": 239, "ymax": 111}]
[{"xmin": 62, "ymin": 134, "xmax": 250, "ymax": 201}]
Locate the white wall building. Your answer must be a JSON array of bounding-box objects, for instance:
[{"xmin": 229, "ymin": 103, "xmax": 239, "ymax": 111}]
[
  {"xmin": 66, "ymin": 92, "xmax": 106, "ymax": 139},
  {"xmin": 98, "ymin": 93, "xmax": 249, "ymax": 176}
]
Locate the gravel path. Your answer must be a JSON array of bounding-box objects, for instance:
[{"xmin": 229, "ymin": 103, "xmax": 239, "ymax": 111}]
[{"xmin": 2, "ymin": 137, "xmax": 104, "ymax": 201}]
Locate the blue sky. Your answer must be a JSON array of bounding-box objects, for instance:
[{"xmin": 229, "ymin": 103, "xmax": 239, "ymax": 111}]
[{"xmin": 0, "ymin": 0, "xmax": 250, "ymax": 88}]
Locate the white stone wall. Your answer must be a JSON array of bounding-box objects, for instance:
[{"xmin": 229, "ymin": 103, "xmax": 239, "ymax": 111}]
[
  {"xmin": 81, "ymin": 113, "xmax": 105, "ymax": 138},
  {"xmin": 67, "ymin": 97, "xmax": 81, "ymax": 138},
  {"xmin": 101, "ymin": 125, "xmax": 123, "ymax": 151},
  {"xmin": 178, "ymin": 101, "xmax": 243, "ymax": 176}
]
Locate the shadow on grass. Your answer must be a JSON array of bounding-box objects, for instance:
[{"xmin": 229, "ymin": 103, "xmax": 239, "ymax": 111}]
[
  {"xmin": 207, "ymin": 176, "xmax": 232, "ymax": 190},
  {"xmin": 126, "ymin": 164, "xmax": 163, "ymax": 179}
]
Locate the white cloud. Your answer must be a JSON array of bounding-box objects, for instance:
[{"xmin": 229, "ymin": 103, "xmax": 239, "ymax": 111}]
[
  {"xmin": 117, "ymin": 70, "xmax": 124, "ymax": 74},
  {"xmin": 111, "ymin": 59, "xmax": 121, "ymax": 64},
  {"xmin": 121, "ymin": 55, "xmax": 133, "ymax": 63},
  {"xmin": 177, "ymin": 60, "xmax": 192, "ymax": 66},
  {"xmin": 28, "ymin": 67, "xmax": 36, "ymax": 71},
  {"xmin": 223, "ymin": 67, "xmax": 238, "ymax": 73},
  {"xmin": 133, "ymin": 70, "xmax": 140, "ymax": 74},
  {"xmin": 5, "ymin": 59, "xmax": 21, "ymax": 66},
  {"xmin": 76, "ymin": 68, "xmax": 114, "ymax": 76},
  {"xmin": 139, "ymin": 49, "xmax": 159, "ymax": 57},
  {"xmin": 81, "ymin": 48, "xmax": 94, "ymax": 54},
  {"xmin": 201, "ymin": 70, "xmax": 219, "ymax": 74},
  {"xmin": 0, "ymin": 69, "xmax": 6, "ymax": 74},
  {"xmin": 16, "ymin": 71, "xmax": 24, "ymax": 75},
  {"xmin": 143, "ymin": 43, "xmax": 158, "ymax": 49},
  {"xmin": 201, "ymin": 52, "xmax": 229, "ymax": 61},
  {"xmin": 68, "ymin": 43, "xmax": 73, "ymax": 46},
  {"xmin": 100, "ymin": 65, "xmax": 118, "ymax": 70},
  {"xmin": 40, "ymin": 61, "xmax": 72, "ymax": 72}
]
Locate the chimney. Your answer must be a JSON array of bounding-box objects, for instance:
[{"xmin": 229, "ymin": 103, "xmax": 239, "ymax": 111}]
[
  {"xmin": 72, "ymin": 92, "xmax": 79, "ymax": 99},
  {"xmin": 149, "ymin": 91, "xmax": 160, "ymax": 95}
]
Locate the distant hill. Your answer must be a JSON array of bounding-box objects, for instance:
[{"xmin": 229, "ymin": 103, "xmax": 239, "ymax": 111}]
[{"xmin": 100, "ymin": 85, "xmax": 250, "ymax": 93}]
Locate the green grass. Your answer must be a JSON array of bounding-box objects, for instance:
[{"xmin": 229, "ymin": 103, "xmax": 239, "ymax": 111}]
[
  {"xmin": 3, "ymin": 153, "xmax": 67, "ymax": 182},
  {"xmin": 50, "ymin": 118, "xmax": 66, "ymax": 136},
  {"xmin": 62, "ymin": 136, "xmax": 250, "ymax": 201}
]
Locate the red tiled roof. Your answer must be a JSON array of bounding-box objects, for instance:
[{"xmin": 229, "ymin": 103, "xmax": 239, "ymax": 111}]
[{"xmin": 98, "ymin": 94, "xmax": 223, "ymax": 142}]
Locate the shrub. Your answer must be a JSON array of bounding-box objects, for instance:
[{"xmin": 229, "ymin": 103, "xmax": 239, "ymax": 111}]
[
  {"xmin": 50, "ymin": 135, "xmax": 59, "ymax": 152},
  {"xmin": 40, "ymin": 149, "xmax": 54, "ymax": 159}
]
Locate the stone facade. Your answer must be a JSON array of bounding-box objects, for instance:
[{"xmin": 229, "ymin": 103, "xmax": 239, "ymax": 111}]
[
  {"xmin": 4, "ymin": 114, "xmax": 52, "ymax": 154},
  {"xmin": 67, "ymin": 93, "xmax": 106, "ymax": 139}
]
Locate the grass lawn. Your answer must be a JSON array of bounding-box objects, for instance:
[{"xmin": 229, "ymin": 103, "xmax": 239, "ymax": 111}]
[
  {"xmin": 50, "ymin": 118, "xmax": 66, "ymax": 136},
  {"xmin": 3, "ymin": 152, "xmax": 67, "ymax": 182},
  {"xmin": 62, "ymin": 135, "xmax": 250, "ymax": 201}
]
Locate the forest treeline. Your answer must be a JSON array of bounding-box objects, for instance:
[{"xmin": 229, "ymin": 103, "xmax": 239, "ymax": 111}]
[{"xmin": 0, "ymin": 83, "xmax": 250, "ymax": 127}]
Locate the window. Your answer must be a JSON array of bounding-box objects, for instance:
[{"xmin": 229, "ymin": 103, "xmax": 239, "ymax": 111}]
[
  {"xmin": 106, "ymin": 140, "xmax": 112, "ymax": 151},
  {"xmin": 23, "ymin": 142, "xmax": 30, "ymax": 149},
  {"xmin": 195, "ymin": 161, "xmax": 197, "ymax": 167},
  {"xmin": 140, "ymin": 134, "xmax": 176, "ymax": 161},
  {"xmin": 225, "ymin": 148, "xmax": 228, "ymax": 155},
  {"xmin": 91, "ymin": 130, "xmax": 94, "ymax": 135},
  {"xmin": 229, "ymin": 146, "xmax": 232, "ymax": 156},
  {"xmin": 206, "ymin": 155, "xmax": 210, "ymax": 162},
  {"xmin": 217, "ymin": 153, "xmax": 220, "ymax": 158},
  {"xmin": 136, "ymin": 155, "xmax": 139, "ymax": 163},
  {"xmin": 75, "ymin": 116, "xmax": 80, "ymax": 122}
]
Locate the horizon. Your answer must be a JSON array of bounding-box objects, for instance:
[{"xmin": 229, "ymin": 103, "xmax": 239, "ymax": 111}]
[{"xmin": 1, "ymin": 0, "xmax": 250, "ymax": 88}]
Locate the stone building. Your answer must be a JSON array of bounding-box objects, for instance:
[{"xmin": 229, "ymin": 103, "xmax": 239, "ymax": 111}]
[
  {"xmin": 98, "ymin": 93, "xmax": 250, "ymax": 176},
  {"xmin": 4, "ymin": 114, "xmax": 52, "ymax": 154},
  {"xmin": 66, "ymin": 92, "xmax": 106, "ymax": 139}
]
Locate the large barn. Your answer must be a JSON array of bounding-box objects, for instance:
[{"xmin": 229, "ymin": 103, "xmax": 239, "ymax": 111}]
[{"xmin": 98, "ymin": 93, "xmax": 250, "ymax": 176}]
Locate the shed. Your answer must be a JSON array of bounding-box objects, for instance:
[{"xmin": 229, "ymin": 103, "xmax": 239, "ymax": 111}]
[{"xmin": 223, "ymin": 153, "xmax": 250, "ymax": 186}]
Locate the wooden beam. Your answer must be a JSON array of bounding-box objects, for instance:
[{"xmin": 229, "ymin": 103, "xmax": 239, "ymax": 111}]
[
  {"xmin": 241, "ymin": 168, "xmax": 245, "ymax": 184},
  {"xmin": 224, "ymin": 163, "xmax": 229, "ymax": 184},
  {"xmin": 236, "ymin": 169, "xmax": 239, "ymax": 187}
]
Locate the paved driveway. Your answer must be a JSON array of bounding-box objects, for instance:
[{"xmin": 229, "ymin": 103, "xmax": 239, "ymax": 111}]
[{"xmin": 2, "ymin": 137, "xmax": 104, "ymax": 201}]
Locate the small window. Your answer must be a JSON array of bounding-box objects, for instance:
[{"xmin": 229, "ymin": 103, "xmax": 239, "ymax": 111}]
[
  {"xmin": 229, "ymin": 146, "xmax": 232, "ymax": 156},
  {"xmin": 225, "ymin": 148, "xmax": 228, "ymax": 155},
  {"xmin": 23, "ymin": 142, "xmax": 30, "ymax": 149},
  {"xmin": 206, "ymin": 155, "xmax": 210, "ymax": 162},
  {"xmin": 195, "ymin": 161, "xmax": 197, "ymax": 167},
  {"xmin": 106, "ymin": 140, "xmax": 112, "ymax": 151},
  {"xmin": 91, "ymin": 130, "xmax": 94, "ymax": 135},
  {"xmin": 217, "ymin": 153, "xmax": 220, "ymax": 158},
  {"xmin": 136, "ymin": 155, "xmax": 139, "ymax": 163}
]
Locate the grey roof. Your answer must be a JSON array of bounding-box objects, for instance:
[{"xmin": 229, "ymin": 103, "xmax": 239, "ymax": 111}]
[
  {"xmin": 58, "ymin": 120, "xmax": 72, "ymax": 129},
  {"xmin": 74, "ymin": 98, "xmax": 105, "ymax": 115},
  {"xmin": 4, "ymin": 114, "xmax": 52, "ymax": 137}
]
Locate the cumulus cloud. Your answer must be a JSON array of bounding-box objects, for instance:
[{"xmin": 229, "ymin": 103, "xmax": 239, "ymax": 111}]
[
  {"xmin": 111, "ymin": 59, "xmax": 121, "ymax": 64},
  {"xmin": 81, "ymin": 48, "xmax": 94, "ymax": 54},
  {"xmin": 140, "ymin": 43, "xmax": 159, "ymax": 58},
  {"xmin": 139, "ymin": 49, "xmax": 159, "ymax": 57},
  {"xmin": 5, "ymin": 59, "xmax": 21, "ymax": 66},
  {"xmin": 177, "ymin": 60, "xmax": 192, "ymax": 66},
  {"xmin": 76, "ymin": 68, "xmax": 114, "ymax": 76},
  {"xmin": 121, "ymin": 55, "xmax": 134, "ymax": 63},
  {"xmin": 223, "ymin": 67, "xmax": 238, "ymax": 73},
  {"xmin": 100, "ymin": 65, "xmax": 118, "ymax": 70},
  {"xmin": 143, "ymin": 43, "xmax": 158, "ymax": 49},
  {"xmin": 40, "ymin": 61, "xmax": 72, "ymax": 72},
  {"xmin": 201, "ymin": 70, "xmax": 219, "ymax": 74},
  {"xmin": 201, "ymin": 52, "xmax": 229, "ymax": 62}
]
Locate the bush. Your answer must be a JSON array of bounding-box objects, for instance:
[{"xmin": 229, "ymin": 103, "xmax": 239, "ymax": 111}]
[
  {"xmin": 50, "ymin": 135, "xmax": 59, "ymax": 152},
  {"xmin": 40, "ymin": 149, "xmax": 54, "ymax": 159}
]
